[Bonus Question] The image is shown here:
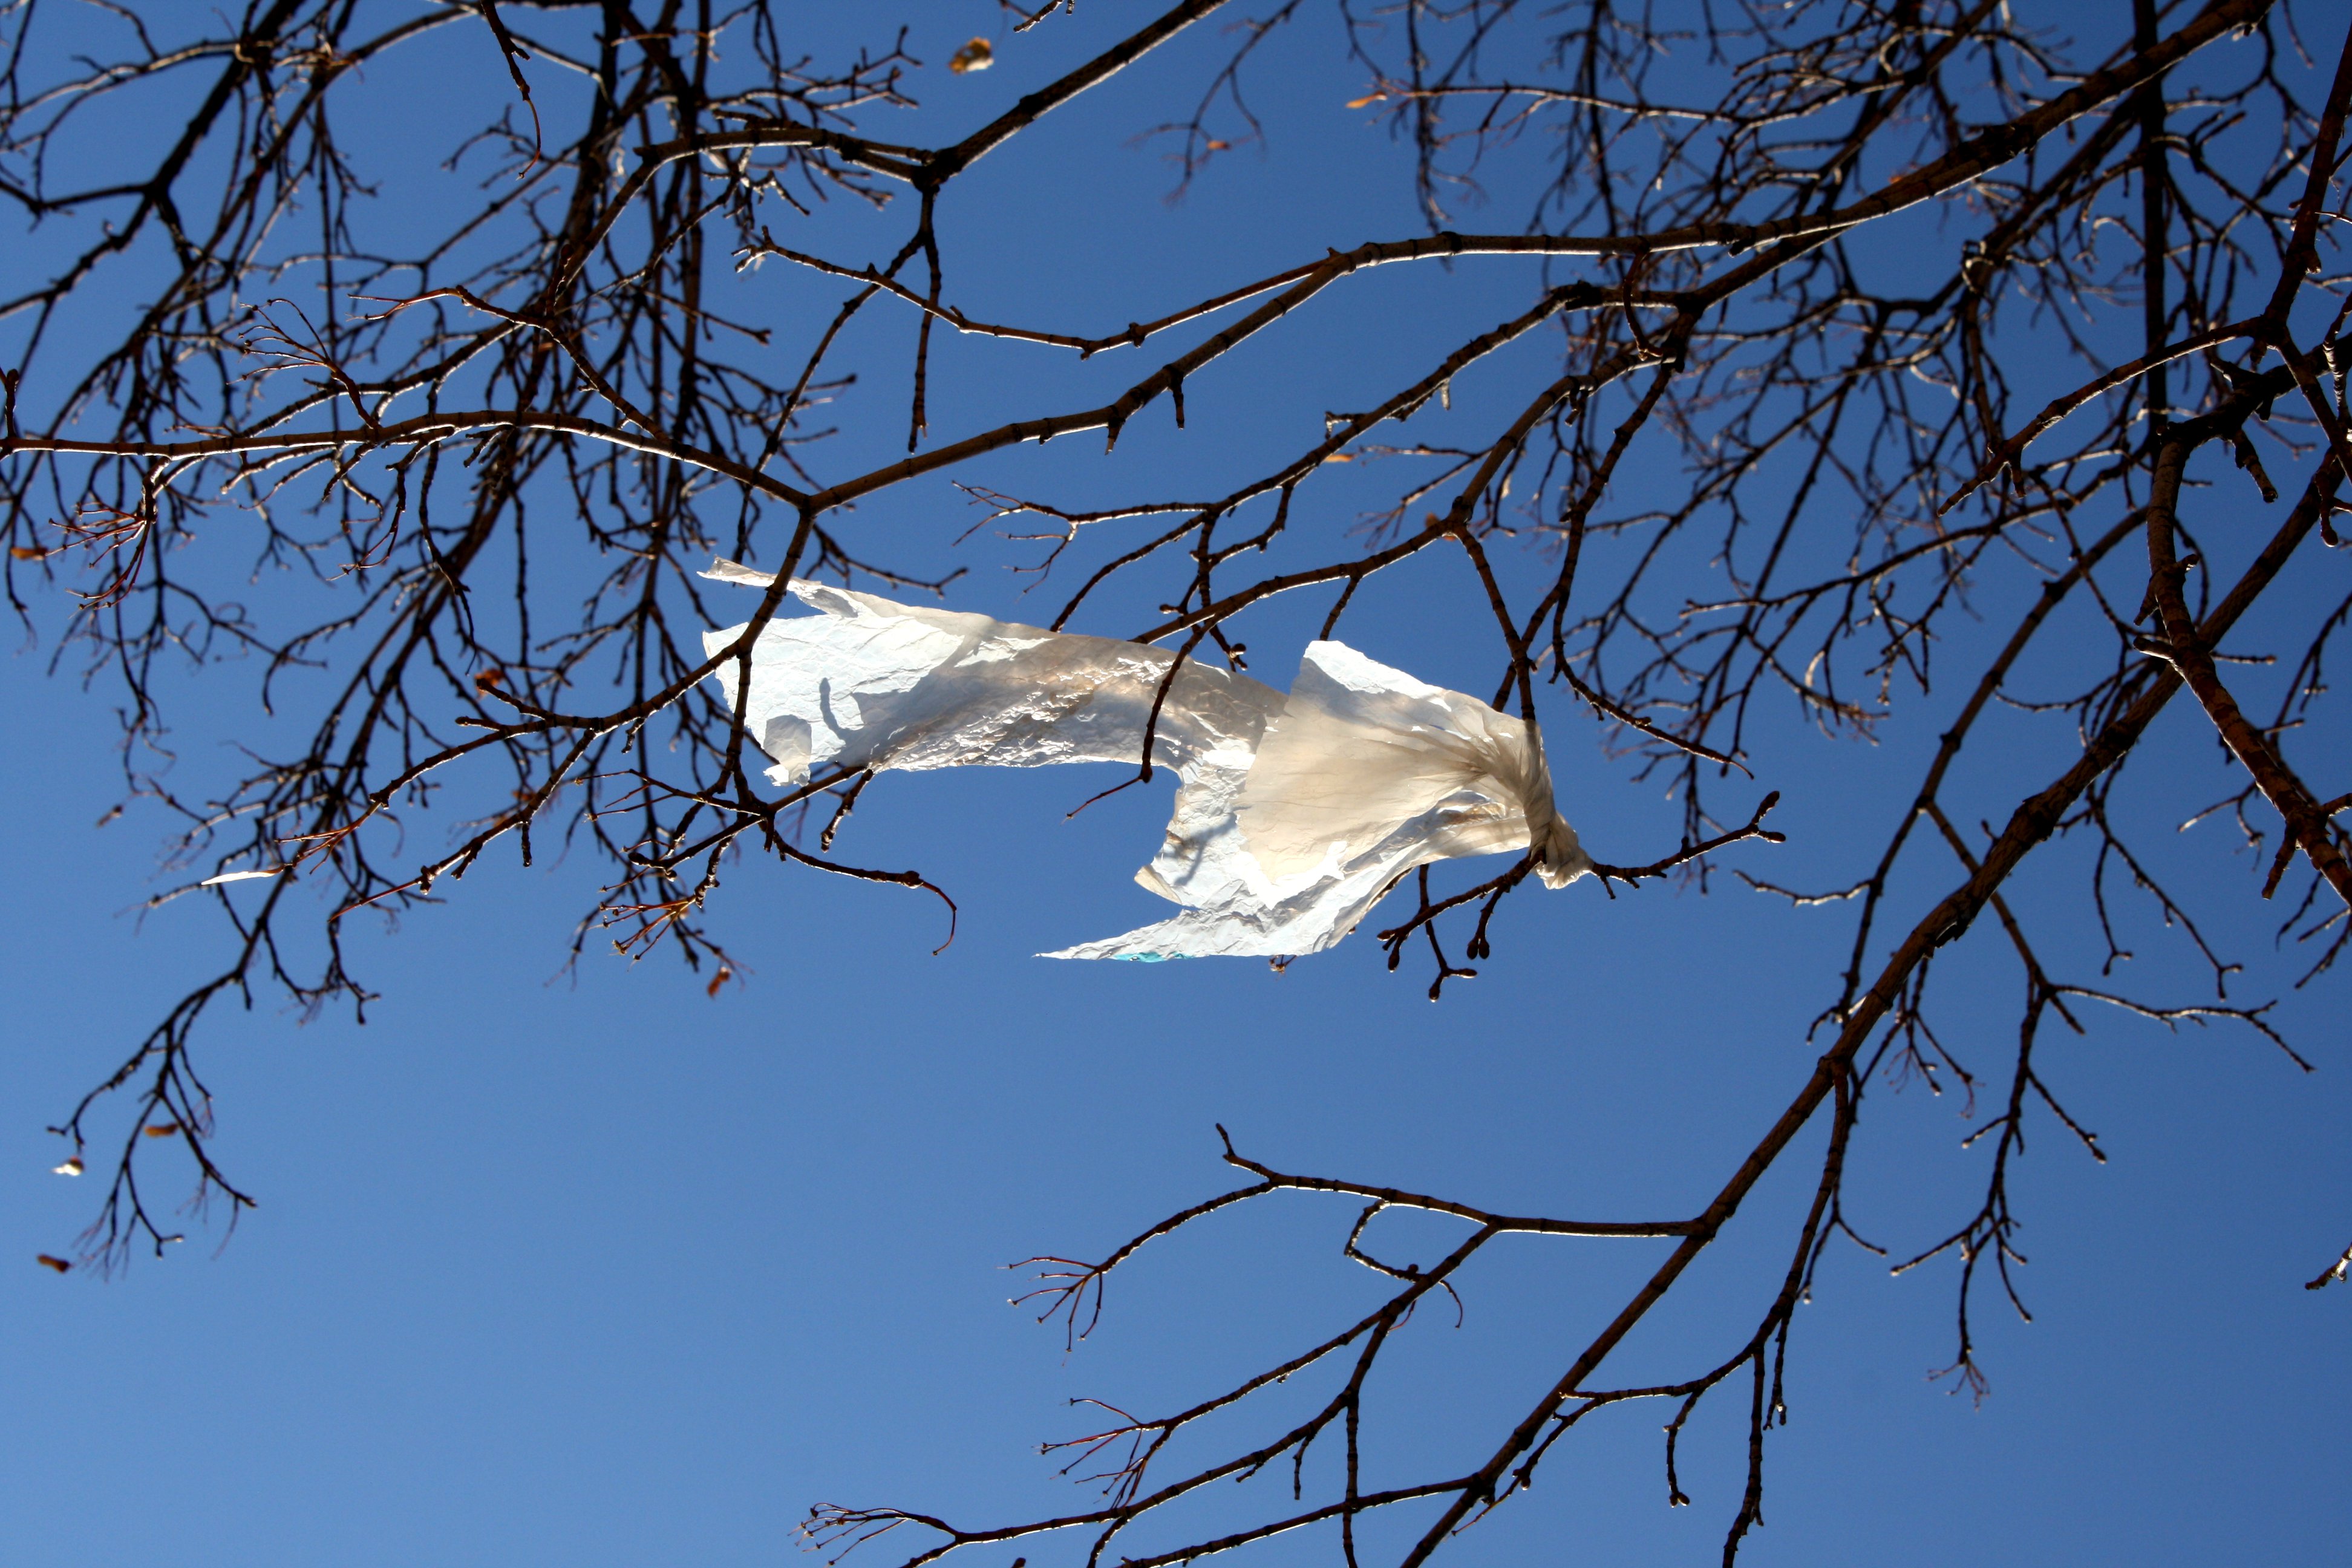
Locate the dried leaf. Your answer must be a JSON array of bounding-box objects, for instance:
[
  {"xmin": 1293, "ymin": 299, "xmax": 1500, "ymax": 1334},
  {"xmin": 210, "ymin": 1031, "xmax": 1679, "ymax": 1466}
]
[
  {"xmin": 1322, "ymin": 452, "xmax": 1353, "ymax": 463},
  {"xmin": 474, "ymin": 667, "xmax": 505, "ymax": 690},
  {"xmin": 1345, "ymin": 93, "xmax": 1387, "ymax": 109},
  {"xmin": 36, "ymin": 1254, "xmax": 71, "ymax": 1273},
  {"xmin": 1204, "ymin": 139, "xmax": 1230, "ymax": 151},
  {"xmin": 948, "ymin": 37, "xmax": 993, "ymax": 74},
  {"xmin": 52, "ymin": 1157, "xmax": 83, "ymax": 1176},
  {"xmin": 706, "ymin": 964, "xmax": 733, "ymax": 998},
  {"xmin": 9, "ymin": 544, "xmax": 50, "ymax": 561},
  {"xmin": 143, "ymin": 1122, "xmax": 180, "ymax": 1138}
]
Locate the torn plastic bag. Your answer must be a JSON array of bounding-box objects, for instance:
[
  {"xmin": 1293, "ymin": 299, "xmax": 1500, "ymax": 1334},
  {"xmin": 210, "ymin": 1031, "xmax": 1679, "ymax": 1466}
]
[
  {"xmin": 701, "ymin": 561, "xmax": 1590, "ymax": 960},
  {"xmin": 698, "ymin": 558, "xmax": 1281, "ymax": 783}
]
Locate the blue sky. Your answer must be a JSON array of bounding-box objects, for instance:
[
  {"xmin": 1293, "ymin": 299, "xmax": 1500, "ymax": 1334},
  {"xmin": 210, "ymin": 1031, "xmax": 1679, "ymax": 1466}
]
[{"xmin": 2, "ymin": 4, "xmax": 2347, "ymax": 1565}]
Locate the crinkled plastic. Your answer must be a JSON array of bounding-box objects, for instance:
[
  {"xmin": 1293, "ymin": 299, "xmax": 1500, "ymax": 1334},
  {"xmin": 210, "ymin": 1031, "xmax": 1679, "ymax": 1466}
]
[{"xmin": 701, "ymin": 561, "xmax": 1590, "ymax": 960}]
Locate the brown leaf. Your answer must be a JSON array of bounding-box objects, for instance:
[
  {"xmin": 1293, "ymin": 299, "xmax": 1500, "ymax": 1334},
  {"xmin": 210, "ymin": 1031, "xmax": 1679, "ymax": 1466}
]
[
  {"xmin": 948, "ymin": 37, "xmax": 993, "ymax": 74},
  {"xmin": 474, "ymin": 667, "xmax": 505, "ymax": 690},
  {"xmin": 1345, "ymin": 93, "xmax": 1387, "ymax": 109},
  {"xmin": 36, "ymin": 1254, "xmax": 71, "ymax": 1273},
  {"xmin": 1204, "ymin": 140, "xmax": 1230, "ymax": 151},
  {"xmin": 9, "ymin": 544, "xmax": 50, "ymax": 561},
  {"xmin": 143, "ymin": 1122, "xmax": 180, "ymax": 1138},
  {"xmin": 52, "ymin": 1157, "xmax": 83, "ymax": 1176},
  {"xmin": 706, "ymin": 964, "xmax": 733, "ymax": 998}
]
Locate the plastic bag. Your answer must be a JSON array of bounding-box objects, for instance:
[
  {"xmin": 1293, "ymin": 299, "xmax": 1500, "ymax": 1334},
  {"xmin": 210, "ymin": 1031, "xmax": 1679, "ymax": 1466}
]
[{"xmin": 702, "ymin": 561, "xmax": 1590, "ymax": 959}]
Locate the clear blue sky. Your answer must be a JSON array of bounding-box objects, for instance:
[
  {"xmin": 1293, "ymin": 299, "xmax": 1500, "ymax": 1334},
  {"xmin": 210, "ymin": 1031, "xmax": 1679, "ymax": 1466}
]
[{"xmin": 3, "ymin": 4, "xmax": 2345, "ymax": 1566}]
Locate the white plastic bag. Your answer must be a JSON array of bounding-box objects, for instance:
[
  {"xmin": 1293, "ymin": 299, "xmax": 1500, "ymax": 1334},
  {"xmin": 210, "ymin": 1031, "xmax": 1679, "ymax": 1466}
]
[{"xmin": 702, "ymin": 561, "xmax": 1589, "ymax": 959}]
